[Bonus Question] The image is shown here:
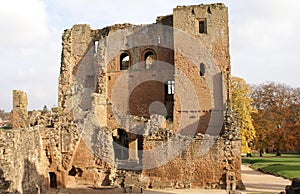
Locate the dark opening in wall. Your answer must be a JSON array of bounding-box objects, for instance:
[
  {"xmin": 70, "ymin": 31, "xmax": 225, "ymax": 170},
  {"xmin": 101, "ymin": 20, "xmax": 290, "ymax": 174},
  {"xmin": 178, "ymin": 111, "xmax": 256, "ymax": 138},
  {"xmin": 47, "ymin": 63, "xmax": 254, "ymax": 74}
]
[
  {"xmin": 191, "ymin": 8, "xmax": 195, "ymax": 15},
  {"xmin": 68, "ymin": 166, "xmax": 77, "ymax": 176},
  {"xmin": 120, "ymin": 52, "xmax": 130, "ymax": 70},
  {"xmin": 113, "ymin": 129, "xmax": 129, "ymax": 160},
  {"xmin": 144, "ymin": 51, "xmax": 156, "ymax": 69},
  {"xmin": 49, "ymin": 172, "xmax": 57, "ymax": 188},
  {"xmin": 68, "ymin": 166, "xmax": 83, "ymax": 177},
  {"xmin": 200, "ymin": 63, "xmax": 205, "ymax": 76},
  {"xmin": 198, "ymin": 19, "xmax": 207, "ymax": 34},
  {"xmin": 165, "ymin": 80, "xmax": 174, "ymax": 120}
]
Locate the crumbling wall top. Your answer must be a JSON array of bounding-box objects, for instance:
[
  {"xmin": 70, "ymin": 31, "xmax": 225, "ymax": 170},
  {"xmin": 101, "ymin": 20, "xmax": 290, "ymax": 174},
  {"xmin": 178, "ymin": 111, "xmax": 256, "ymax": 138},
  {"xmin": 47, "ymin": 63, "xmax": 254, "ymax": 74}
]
[{"xmin": 174, "ymin": 3, "xmax": 227, "ymax": 10}]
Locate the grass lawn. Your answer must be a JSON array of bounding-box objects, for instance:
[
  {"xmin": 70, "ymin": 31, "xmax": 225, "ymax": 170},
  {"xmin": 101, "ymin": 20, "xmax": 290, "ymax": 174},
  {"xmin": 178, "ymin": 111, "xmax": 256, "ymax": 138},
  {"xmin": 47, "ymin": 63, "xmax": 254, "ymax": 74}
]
[{"xmin": 242, "ymin": 154, "xmax": 300, "ymax": 179}]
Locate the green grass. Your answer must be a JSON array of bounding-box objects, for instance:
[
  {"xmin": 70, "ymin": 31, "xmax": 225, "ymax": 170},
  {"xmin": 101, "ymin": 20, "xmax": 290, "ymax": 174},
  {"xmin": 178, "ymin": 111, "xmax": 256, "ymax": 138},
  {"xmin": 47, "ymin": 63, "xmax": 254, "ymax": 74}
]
[{"xmin": 242, "ymin": 154, "xmax": 300, "ymax": 179}]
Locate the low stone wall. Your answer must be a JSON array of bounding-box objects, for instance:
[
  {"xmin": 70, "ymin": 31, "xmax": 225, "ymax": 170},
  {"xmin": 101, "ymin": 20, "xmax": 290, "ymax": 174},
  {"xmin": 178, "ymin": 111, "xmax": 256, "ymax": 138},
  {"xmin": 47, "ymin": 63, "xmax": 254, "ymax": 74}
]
[{"xmin": 0, "ymin": 128, "xmax": 49, "ymax": 193}]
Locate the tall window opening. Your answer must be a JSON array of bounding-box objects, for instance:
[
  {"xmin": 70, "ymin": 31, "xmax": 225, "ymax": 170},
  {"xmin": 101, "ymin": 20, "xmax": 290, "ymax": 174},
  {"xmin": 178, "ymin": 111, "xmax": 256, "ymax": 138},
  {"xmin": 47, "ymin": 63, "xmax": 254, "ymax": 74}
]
[
  {"xmin": 120, "ymin": 52, "xmax": 130, "ymax": 70},
  {"xmin": 113, "ymin": 129, "xmax": 129, "ymax": 160},
  {"xmin": 165, "ymin": 80, "xmax": 174, "ymax": 120},
  {"xmin": 198, "ymin": 19, "xmax": 207, "ymax": 34},
  {"xmin": 144, "ymin": 51, "xmax": 156, "ymax": 69},
  {"xmin": 94, "ymin": 40, "xmax": 99, "ymax": 53},
  {"xmin": 167, "ymin": 80, "xmax": 175, "ymax": 95},
  {"xmin": 49, "ymin": 172, "xmax": 57, "ymax": 188}
]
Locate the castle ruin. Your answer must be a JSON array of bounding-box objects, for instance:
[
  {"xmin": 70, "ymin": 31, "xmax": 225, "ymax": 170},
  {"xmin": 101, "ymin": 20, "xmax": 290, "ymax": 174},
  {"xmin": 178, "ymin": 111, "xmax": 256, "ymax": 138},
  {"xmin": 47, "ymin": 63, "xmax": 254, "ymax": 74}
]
[{"xmin": 0, "ymin": 3, "xmax": 241, "ymax": 193}]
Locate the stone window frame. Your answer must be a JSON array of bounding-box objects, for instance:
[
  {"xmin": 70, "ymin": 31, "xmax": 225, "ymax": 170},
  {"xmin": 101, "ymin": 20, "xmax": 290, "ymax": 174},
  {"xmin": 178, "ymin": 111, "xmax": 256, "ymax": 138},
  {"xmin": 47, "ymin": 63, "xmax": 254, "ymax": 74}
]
[
  {"xmin": 196, "ymin": 18, "xmax": 208, "ymax": 34},
  {"xmin": 143, "ymin": 49, "xmax": 157, "ymax": 70},
  {"xmin": 120, "ymin": 51, "xmax": 131, "ymax": 70}
]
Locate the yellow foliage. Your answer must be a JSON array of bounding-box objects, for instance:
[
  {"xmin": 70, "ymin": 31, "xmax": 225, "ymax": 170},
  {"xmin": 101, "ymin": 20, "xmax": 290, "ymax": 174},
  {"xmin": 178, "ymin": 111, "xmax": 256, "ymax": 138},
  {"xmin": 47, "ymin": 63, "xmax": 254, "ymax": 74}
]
[{"xmin": 232, "ymin": 77, "xmax": 256, "ymax": 154}]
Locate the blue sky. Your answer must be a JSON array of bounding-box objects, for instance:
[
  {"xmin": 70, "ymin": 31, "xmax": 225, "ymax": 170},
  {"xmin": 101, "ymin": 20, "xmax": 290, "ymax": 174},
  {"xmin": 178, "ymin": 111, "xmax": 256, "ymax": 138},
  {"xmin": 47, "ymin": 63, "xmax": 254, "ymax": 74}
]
[{"xmin": 0, "ymin": 0, "xmax": 300, "ymax": 111}]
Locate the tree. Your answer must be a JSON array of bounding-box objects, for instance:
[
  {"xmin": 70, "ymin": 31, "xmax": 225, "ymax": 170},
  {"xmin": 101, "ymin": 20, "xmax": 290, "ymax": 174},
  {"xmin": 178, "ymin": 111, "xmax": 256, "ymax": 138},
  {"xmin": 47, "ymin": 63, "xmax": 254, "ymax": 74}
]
[
  {"xmin": 42, "ymin": 105, "xmax": 48, "ymax": 112},
  {"xmin": 251, "ymin": 82, "xmax": 300, "ymax": 155},
  {"xmin": 231, "ymin": 77, "xmax": 256, "ymax": 154}
]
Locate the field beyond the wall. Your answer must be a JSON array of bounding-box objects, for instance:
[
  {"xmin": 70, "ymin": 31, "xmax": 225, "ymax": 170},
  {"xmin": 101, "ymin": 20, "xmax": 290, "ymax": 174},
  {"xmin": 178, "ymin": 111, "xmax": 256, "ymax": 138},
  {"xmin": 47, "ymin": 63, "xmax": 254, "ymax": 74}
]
[{"xmin": 242, "ymin": 154, "xmax": 300, "ymax": 179}]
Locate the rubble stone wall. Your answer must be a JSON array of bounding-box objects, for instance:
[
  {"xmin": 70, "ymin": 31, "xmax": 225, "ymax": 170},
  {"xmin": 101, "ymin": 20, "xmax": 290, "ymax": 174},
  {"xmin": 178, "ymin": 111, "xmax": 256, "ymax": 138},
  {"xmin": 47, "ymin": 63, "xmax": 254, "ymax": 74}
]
[
  {"xmin": 0, "ymin": 128, "xmax": 48, "ymax": 193},
  {"xmin": 12, "ymin": 90, "xmax": 29, "ymax": 129},
  {"xmin": 0, "ymin": 3, "xmax": 241, "ymax": 192}
]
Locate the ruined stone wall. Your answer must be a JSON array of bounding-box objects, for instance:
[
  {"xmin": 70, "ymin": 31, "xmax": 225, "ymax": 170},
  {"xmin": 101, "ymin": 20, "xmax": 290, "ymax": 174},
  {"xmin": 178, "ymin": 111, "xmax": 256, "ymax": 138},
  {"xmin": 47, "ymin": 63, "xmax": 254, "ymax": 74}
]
[
  {"xmin": 12, "ymin": 90, "xmax": 29, "ymax": 129},
  {"xmin": 0, "ymin": 4, "xmax": 240, "ymax": 192},
  {"xmin": 141, "ymin": 108, "xmax": 241, "ymax": 190},
  {"xmin": 140, "ymin": 4, "xmax": 241, "ymax": 189},
  {"xmin": 54, "ymin": 2, "xmax": 240, "ymax": 190},
  {"xmin": 0, "ymin": 128, "xmax": 48, "ymax": 193},
  {"xmin": 143, "ymin": 138, "xmax": 228, "ymax": 189},
  {"xmin": 173, "ymin": 3, "xmax": 230, "ymax": 133},
  {"xmin": 57, "ymin": 24, "xmax": 117, "ymax": 187}
]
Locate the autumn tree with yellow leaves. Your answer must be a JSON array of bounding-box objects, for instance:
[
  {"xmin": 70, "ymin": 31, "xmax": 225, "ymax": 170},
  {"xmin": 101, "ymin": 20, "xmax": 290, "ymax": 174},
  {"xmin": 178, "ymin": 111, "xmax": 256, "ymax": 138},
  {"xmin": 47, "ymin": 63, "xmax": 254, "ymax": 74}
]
[{"xmin": 231, "ymin": 77, "xmax": 256, "ymax": 154}]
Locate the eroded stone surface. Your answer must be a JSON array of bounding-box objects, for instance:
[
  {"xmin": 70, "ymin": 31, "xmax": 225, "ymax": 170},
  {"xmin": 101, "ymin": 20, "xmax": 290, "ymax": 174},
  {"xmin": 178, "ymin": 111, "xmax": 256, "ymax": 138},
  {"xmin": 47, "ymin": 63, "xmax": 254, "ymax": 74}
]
[
  {"xmin": 12, "ymin": 90, "xmax": 29, "ymax": 129},
  {"xmin": 0, "ymin": 3, "xmax": 241, "ymax": 193}
]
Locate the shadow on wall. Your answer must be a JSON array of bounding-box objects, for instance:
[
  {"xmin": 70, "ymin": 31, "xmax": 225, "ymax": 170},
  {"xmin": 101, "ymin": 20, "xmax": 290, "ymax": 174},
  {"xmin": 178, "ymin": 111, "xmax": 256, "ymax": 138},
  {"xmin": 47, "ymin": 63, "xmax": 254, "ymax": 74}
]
[
  {"xmin": 0, "ymin": 160, "xmax": 46, "ymax": 193},
  {"xmin": 0, "ymin": 168, "xmax": 13, "ymax": 193},
  {"xmin": 22, "ymin": 159, "xmax": 47, "ymax": 194}
]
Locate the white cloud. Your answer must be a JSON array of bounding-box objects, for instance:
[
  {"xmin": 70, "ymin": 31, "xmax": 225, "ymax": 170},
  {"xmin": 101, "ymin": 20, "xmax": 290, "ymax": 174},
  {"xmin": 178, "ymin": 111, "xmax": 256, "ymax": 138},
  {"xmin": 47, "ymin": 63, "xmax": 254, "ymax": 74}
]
[
  {"xmin": 0, "ymin": 0, "xmax": 49, "ymax": 48},
  {"xmin": 0, "ymin": 0, "xmax": 59, "ymax": 111},
  {"xmin": 230, "ymin": 0, "xmax": 300, "ymax": 87}
]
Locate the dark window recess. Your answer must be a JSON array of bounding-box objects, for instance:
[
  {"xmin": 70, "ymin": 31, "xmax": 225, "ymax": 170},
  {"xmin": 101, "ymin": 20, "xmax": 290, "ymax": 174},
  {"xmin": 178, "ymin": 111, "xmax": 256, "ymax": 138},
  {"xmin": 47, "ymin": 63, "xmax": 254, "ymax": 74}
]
[
  {"xmin": 200, "ymin": 63, "xmax": 205, "ymax": 76},
  {"xmin": 49, "ymin": 172, "xmax": 57, "ymax": 188},
  {"xmin": 199, "ymin": 20, "xmax": 207, "ymax": 34},
  {"xmin": 120, "ymin": 53, "xmax": 130, "ymax": 70},
  {"xmin": 145, "ymin": 51, "xmax": 156, "ymax": 69},
  {"xmin": 68, "ymin": 166, "xmax": 83, "ymax": 177},
  {"xmin": 207, "ymin": 6, "xmax": 212, "ymax": 14},
  {"xmin": 191, "ymin": 8, "xmax": 195, "ymax": 15}
]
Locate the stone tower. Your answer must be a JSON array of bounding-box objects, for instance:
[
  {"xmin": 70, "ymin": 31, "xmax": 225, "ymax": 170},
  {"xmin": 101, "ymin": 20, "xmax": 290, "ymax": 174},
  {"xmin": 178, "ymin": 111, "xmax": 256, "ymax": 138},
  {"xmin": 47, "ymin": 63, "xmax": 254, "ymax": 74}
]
[
  {"xmin": 55, "ymin": 3, "xmax": 240, "ymax": 190},
  {"xmin": 12, "ymin": 90, "xmax": 29, "ymax": 129}
]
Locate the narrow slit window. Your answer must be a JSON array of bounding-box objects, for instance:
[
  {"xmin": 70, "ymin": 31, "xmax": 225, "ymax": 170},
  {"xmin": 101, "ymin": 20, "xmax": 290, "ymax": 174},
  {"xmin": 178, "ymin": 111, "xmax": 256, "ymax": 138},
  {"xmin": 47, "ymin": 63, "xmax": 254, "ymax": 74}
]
[
  {"xmin": 94, "ymin": 41, "xmax": 99, "ymax": 53},
  {"xmin": 167, "ymin": 80, "xmax": 175, "ymax": 95},
  {"xmin": 200, "ymin": 63, "xmax": 205, "ymax": 76}
]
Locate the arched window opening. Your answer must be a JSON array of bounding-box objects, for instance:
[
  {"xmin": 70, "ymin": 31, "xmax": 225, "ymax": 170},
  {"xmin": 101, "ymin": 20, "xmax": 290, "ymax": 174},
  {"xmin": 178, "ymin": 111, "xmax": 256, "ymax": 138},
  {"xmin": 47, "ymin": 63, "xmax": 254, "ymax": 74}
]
[
  {"xmin": 120, "ymin": 52, "xmax": 130, "ymax": 70},
  {"xmin": 144, "ymin": 51, "xmax": 156, "ymax": 69},
  {"xmin": 200, "ymin": 63, "xmax": 205, "ymax": 76}
]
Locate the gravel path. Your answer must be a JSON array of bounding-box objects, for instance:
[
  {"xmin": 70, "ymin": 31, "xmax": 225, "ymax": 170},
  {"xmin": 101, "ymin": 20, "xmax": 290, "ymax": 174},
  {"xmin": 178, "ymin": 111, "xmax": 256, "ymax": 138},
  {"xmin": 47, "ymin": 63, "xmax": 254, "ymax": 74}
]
[{"xmin": 241, "ymin": 165, "xmax": 291, "ymax": 194}]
